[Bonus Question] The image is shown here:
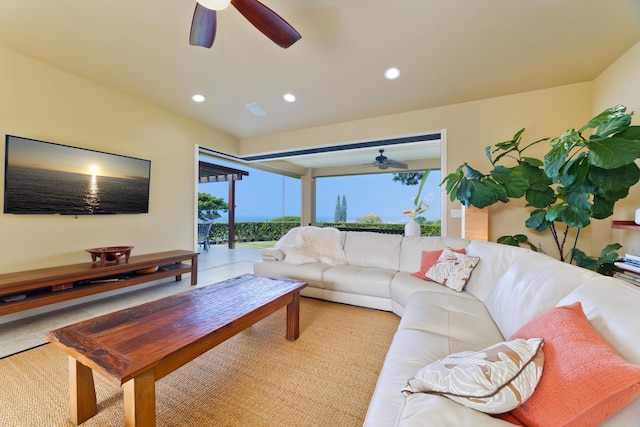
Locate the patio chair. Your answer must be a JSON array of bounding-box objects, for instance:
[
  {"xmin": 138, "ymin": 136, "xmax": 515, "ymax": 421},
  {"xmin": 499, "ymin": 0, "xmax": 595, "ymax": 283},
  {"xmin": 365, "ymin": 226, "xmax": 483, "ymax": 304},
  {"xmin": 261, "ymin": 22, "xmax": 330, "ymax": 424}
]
[{"xmin": 197, "ymin": 222, "xmax": 213, "ymax": 252}]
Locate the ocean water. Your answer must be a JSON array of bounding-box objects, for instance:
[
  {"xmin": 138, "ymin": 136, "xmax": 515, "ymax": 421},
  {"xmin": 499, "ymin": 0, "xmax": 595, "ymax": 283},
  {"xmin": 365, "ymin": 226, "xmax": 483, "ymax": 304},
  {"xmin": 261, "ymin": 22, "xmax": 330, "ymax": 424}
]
[{"xmin": 5, "ymin": 166, "xmax": 149, "ymax": 214}]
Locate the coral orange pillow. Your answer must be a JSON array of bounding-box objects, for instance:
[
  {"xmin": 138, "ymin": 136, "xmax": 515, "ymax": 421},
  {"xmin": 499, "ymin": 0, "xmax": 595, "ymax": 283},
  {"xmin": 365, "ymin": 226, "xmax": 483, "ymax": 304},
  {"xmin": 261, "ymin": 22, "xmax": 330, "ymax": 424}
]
[
  {"xmin": 499, "ymin": 302, "xmax": 640, "ymax": 427},
  {"xmin": 411, "ymin": 248, "xmax": 466, "ymax": 280}
]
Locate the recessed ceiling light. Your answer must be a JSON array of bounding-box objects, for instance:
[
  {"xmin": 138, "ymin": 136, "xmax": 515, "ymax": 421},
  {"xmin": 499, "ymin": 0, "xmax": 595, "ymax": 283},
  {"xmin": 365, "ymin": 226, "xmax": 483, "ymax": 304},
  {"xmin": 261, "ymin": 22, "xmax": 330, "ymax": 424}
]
[
  {"xmin": 283, "ymin": 93, "xmax": 296, "ymax": 103},
  {"xmin": 384, "ymin": 67, "xmax": 401, "ymax": 80},
  {"xmin": 191, "ymin": 94, "xmax": 206, "ymax": 103}
]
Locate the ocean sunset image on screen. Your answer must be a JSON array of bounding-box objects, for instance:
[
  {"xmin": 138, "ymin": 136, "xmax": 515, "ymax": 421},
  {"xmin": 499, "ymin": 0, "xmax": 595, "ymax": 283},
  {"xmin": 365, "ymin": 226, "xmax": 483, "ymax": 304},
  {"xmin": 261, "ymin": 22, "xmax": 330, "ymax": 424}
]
[{"xmin": 3, "ymin": 135, "xmax": 151, "ymax": 215}]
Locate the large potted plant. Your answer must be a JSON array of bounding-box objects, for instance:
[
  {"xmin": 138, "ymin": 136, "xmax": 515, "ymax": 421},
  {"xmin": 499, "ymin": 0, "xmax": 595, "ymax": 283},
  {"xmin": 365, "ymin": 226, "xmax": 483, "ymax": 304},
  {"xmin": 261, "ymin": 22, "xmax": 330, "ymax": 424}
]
[{"xmin": 441, "ymin": 105, "xmax": 640, "ymax": 274}]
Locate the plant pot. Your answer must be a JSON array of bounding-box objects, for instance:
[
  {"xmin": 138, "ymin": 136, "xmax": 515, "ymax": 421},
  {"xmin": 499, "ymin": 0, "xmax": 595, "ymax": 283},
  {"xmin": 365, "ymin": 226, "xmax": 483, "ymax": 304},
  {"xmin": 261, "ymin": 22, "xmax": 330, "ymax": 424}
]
[{"xmin": 404, "ymin": 219, "xmax": 420, "ymax": 237}]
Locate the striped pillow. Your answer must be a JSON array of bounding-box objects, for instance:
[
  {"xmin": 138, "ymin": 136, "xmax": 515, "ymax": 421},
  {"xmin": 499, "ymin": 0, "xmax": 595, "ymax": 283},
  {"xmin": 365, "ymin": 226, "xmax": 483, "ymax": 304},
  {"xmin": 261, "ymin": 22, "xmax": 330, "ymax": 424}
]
[{"xmin": 402, "ymin": 338, "xmax": 544, "ymax": 414}]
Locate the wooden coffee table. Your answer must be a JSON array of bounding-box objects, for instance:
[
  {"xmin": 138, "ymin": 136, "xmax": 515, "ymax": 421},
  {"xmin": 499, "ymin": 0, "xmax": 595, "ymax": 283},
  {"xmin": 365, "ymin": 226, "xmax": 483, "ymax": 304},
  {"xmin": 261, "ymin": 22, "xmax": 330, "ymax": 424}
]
[{"xmin": 46, "ymin": 274, "xmax": 307, "ymax": 426}]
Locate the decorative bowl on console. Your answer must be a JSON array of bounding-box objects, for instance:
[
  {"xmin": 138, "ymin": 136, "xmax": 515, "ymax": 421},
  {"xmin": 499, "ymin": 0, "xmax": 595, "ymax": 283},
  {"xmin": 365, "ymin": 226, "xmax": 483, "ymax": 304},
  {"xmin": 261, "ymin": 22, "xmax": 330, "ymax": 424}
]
[{"xmin": 86, "ymin": 246, "xmax": 133, "ymax": 266}]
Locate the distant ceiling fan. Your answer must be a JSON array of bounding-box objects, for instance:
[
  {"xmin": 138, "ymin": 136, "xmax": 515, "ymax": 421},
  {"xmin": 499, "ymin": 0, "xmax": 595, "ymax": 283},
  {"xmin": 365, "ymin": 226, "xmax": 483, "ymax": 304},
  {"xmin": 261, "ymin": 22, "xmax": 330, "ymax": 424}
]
[
  {"xmin": 372, "ymin": 149, "xmax": 408, "ymax": 170},
  {"xmin": 190, "ymin": 0, "xmax": 302, "ymax": 49}
]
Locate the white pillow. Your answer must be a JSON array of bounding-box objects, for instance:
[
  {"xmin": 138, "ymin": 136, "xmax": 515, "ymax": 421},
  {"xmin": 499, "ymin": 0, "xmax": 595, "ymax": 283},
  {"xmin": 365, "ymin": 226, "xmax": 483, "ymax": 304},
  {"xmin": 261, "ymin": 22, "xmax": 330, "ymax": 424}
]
[
  {"xmin": 425, "ymin": 247, "xmax": 480, "ymax": 292},
  {"xmin": 402, "ymin": 338, "xmax": 544, "ymax": 414}
]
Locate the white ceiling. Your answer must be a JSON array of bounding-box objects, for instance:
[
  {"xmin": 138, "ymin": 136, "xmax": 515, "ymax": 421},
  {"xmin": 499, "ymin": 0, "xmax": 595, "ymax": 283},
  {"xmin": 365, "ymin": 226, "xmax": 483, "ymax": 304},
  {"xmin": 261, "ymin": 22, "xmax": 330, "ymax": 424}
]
[{"xmin": 1, "ymin": 0, "xmax": 640, "ymax": 170}]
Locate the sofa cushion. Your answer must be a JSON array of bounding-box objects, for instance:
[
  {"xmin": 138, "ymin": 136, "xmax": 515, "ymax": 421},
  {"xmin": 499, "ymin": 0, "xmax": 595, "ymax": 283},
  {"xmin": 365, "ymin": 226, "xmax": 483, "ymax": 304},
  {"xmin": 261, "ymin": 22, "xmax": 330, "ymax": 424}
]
[
  {"xmin": 484, "ymin": 251, "xmax": 596, "ymax": 338},
  {"xmin": 398, "ymin": 291, "xmax": 504, "ymax": 348},
  {"xmin": 463, "ymin": 240, "xmax": 531, "ymax": 302},
  {"xmin": 397, "ymin": 393, "xmax": 518, "ymax": 427},
  {"xmin": 402, "ymin": 338, "xmax": 544, "ymax": 414},
  {"xmin": 390, "ymin": 272, "xmax": 477, "ymax": 316},
  {"xmin": 425, "ymin": 248, "xmax": 479, "ymax": 292},
  {"xmin": 503, "ymin": 302, "xmax": 640, "ymax": 427},
  {"xmin": 252, "ymin": 260, "xmax": 330, "ymax": 289},
  {"xmin": 343, "ymin": 231, "xmax": 403, "ymax": 270},
  {"xmin": 322, "ymin": 265, "xmax": 395, "ymax": 298}
]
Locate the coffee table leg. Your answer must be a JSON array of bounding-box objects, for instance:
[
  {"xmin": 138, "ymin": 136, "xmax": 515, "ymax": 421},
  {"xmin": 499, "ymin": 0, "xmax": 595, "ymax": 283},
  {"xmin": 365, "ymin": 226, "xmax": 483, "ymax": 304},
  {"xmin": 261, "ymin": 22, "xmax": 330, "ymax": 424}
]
[
  {"xmin": 286, "ymin": 291, "xmax": 301, "ymax": 341},
  {"xmin": 123, "ymin": 369, "xmax": 156, "ymax": 427},
  {"xmin": 68, "ymin": 357, "xmax": 97, "ymax": 425}
]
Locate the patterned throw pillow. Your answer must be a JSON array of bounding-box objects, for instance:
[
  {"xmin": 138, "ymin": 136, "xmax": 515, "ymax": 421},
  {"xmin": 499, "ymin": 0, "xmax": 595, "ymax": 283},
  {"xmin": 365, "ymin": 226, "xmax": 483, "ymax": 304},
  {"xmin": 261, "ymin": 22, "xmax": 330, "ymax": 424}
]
[
  {"xmin": 425, "ymin": 247, "xmax": 480, "ymax": 291},
  {"xmin": 402, "ymin": 338, "xmax": 545, "ymax": 414},
  {"xmin": 411, "ymin": 248, "xmax": 466, "ymax": 280}
]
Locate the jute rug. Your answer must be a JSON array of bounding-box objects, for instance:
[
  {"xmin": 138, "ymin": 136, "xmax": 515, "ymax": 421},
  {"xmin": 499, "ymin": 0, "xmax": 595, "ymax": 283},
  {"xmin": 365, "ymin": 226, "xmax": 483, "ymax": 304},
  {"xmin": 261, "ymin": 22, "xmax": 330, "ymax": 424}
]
[{"xmin": 0, "ymin": 297, "xmax": 399, "ymax": 426}]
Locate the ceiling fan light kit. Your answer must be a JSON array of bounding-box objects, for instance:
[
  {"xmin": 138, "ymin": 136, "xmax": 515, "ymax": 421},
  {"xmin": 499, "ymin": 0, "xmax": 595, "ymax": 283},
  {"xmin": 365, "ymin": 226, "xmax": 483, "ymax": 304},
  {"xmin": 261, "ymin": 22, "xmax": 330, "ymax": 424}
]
[
  {"xmin": 196, "ymin": 0, "xmax": 231, "ymax": 11},
  {"xmin": 190, "ymin": 0, "xmax": 301, "ymax": 49}
]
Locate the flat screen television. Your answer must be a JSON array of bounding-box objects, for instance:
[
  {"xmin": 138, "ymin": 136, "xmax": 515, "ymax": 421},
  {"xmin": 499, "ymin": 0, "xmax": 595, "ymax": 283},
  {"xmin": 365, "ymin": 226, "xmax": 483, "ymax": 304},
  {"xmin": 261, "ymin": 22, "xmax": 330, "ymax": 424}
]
[{"xmin": 3, "ymin": 135, "xmax": 151, "ymax": 215}]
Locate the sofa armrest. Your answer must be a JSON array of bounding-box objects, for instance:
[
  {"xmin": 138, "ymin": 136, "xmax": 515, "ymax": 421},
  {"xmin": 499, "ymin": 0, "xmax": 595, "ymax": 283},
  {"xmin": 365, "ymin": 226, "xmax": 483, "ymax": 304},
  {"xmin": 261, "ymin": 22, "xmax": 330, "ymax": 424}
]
[{"xmin": 261, "ymin": 248, "xmax": 284, "ymax": 261}]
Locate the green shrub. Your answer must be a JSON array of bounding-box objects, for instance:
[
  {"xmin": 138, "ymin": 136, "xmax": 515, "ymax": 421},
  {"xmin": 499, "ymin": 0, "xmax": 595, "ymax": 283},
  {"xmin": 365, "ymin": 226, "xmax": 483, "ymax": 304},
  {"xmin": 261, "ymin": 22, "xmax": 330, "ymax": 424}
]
[{"xmin": 207, "ymin": 220, "xmax": 442, "ymax": 244}]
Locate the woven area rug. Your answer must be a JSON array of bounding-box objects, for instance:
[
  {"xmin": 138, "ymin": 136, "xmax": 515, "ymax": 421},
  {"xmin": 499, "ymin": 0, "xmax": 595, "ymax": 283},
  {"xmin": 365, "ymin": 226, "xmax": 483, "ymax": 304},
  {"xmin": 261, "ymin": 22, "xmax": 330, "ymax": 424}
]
[{"xmin": 0, "ymin": 297, "xmax": 399, "ymax": 426}]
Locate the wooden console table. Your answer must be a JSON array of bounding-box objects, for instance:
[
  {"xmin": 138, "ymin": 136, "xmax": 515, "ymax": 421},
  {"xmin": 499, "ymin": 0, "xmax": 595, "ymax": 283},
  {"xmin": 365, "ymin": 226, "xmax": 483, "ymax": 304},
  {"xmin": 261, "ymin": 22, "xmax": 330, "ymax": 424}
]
[{"xmin": 0, "ymin": 250, "xmax": 198, "ymax": 316}]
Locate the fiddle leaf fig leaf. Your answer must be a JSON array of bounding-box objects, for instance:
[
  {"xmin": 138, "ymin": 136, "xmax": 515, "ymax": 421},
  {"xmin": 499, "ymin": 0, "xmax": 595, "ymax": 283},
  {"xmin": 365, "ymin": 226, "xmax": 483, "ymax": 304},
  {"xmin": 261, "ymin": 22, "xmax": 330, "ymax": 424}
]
[
  {"xmin": 515, "ymin": 162, "xmax": 549, "ymax": 191},
  {"xmin": 559, "ymin": 206, "xmax": 591, "ymax": 228},
  {"xmin": 565, "ymin": 191, "xmax": 591, "ymax": 211},
  {"xmin": 441, "ymin": 166, "xmax": 465, "ymax": 200},
  {"xmin": 525, "ymin": 209, "xmax": 551, "ymax": 232},
  {"xmin": 579, "ymin": 104, "xmax": 627, "ymax": 133},
  {"xmin": 586, "ymin": 135, "xmax": 640, "ymax": 168},
  {"xmin": 525, "ymin": 188, "xmax": 556, "ymax": 208},
  {"xmin": 545, "ymin": 204, "xmax": 565, "ymax": 222},
  {"xmin": 591, "ymin": 195, "xmax": 615, "ymax": 219},
  {"xmin": 521, "ymin": 157, "xmax": 543, "ymax": 167},
  {"xmin": 589, "ymin": 163, "xmax": 640, "ymax": 192},
  {"xmin": 465, "ymin": 164, "xmax": 486, "ymax": 179},
  {"xmin": 594, "ymin": 115, "xmax": 632, "ymax": 138},
  {"xmin": 558, "ymin": 152, "xmax": 587, "ymax": 188},
  {"xmin": 599, "ymin": 243, "xmax": 622, "ymax": 259},
  {"xmin": 545, "ymin": 131, "xmax": 579, "ymax": 179},
  {"xmin": 492, "ymin": 128, "xmax": 526, "ymax": 164},
  {"xmin": 467, "ymin": 180, "xmax": 501, "ymax": 208},
  {"xmin": 493, "ymin": 168, "xmax": 529, "ymax": 198},
  {"xmin": 483, "ymin": 179, "xmax": 509, "ymax": 203},
  {"xmin": 497, "ymin": 234, "xmax": 539, "ymax": 251},
  {"xmin": 494, "ymin": 128, "xmax": 525, "ymax": 150},
  {"xmin": 572, "ymin": 243, "xmax": 621, "ymax": 275},
  {"xmin": 616, "ymin": 125, "xmax": 640, "ymax": 141}
]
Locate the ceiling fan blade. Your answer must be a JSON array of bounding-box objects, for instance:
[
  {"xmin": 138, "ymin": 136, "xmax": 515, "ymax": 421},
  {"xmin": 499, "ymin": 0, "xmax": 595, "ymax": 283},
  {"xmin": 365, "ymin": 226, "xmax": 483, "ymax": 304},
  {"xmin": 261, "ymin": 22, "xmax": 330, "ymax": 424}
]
[
  {"xmin": 190, "ymin": 3, "xmax": 217, "ymax": 48},
  {"xmin": 231, "ymin": 0, "xmax": 301, "ymax": 48},
  {"xmin": 387, "ymin": 160, "xmax": 409, "ymax": 169}
]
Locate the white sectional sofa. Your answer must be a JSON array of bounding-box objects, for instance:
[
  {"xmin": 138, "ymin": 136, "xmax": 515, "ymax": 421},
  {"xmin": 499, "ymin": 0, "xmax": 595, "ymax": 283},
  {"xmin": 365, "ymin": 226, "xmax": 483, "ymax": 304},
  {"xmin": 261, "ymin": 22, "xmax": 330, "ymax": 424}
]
[{"xmin": 253, "ymin": 228, "xmax": 640, "ymax": 426}]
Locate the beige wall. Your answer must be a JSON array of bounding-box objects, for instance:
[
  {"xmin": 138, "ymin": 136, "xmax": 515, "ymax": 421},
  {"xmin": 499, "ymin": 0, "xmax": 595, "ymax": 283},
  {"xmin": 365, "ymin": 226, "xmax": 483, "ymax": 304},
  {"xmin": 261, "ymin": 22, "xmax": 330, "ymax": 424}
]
[
  {"xmin": 241, "ymin": 83, "xmax": 594, "ymax": 257},
  {"xmin": 0, "ymin": 48, "xmax": 238, "ymax": 273},
  {"xmin": 592, "ymin": 40, "xmax": 640, "ymax": 255}
]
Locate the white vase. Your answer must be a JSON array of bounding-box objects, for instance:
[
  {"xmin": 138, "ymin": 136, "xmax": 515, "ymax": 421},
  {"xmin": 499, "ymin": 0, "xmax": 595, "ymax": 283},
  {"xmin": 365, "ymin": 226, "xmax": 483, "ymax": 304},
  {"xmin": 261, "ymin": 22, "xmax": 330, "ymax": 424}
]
[{"xmin": 404, "ymin": 218, "xmax": 421, "ymax": 237}]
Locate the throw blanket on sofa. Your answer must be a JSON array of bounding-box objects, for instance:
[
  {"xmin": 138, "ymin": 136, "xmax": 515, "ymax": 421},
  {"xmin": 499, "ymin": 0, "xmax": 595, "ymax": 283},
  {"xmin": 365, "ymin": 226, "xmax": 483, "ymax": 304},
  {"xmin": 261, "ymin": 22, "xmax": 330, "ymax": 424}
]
[{"xmin": 275, "ymin": 226, "xmax": 346, "ymax": 266}]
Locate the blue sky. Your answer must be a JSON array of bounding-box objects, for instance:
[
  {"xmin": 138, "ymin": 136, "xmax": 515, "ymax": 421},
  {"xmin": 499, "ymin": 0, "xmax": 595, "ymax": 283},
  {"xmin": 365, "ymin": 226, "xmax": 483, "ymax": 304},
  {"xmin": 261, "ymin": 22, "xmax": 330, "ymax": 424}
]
[{"xmin": 198, "ymin": 158, "xmax": 441, "ymax": 224}]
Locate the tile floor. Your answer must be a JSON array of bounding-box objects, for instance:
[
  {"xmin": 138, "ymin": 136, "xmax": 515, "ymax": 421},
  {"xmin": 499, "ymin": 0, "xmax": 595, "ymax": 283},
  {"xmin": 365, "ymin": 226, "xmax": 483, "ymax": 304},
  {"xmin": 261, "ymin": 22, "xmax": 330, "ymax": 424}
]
[{"xmin": 0, "ymin": 245, "xmax": 261, "ymax": 359}]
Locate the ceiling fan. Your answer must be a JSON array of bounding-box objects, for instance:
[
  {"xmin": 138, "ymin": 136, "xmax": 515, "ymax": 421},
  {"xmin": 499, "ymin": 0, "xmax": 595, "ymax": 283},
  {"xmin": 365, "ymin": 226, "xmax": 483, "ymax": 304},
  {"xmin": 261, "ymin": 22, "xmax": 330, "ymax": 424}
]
[
  {"xmin": 190, "ymin": 0, "xmax": 302, "ymax": 49},
  {"xmin": 372, "ymin": 149, "xmax": 408, "ymax": 170}
]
